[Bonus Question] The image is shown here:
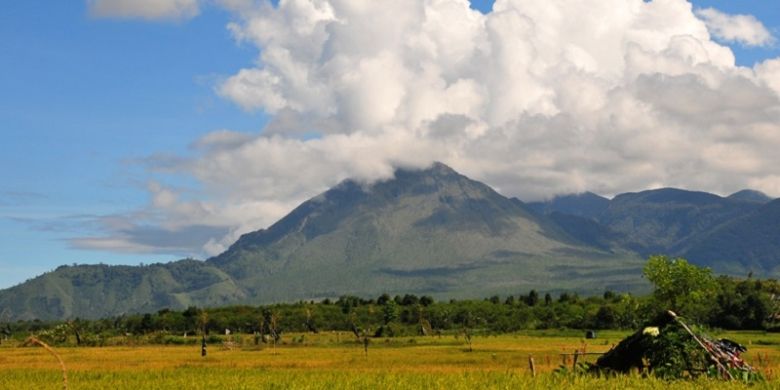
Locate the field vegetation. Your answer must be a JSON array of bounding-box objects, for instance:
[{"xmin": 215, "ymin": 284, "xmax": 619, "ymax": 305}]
[
  {"xmin": 2, "ymin": 257, "xmax": 780, "ymax": 388},
  {"xmin": 2, "ymin": 330, "xmax": 780, "ymax": 389},
  {"xmin": 4, "ymin": 258, "xmax": 778, "ymax": 347}
]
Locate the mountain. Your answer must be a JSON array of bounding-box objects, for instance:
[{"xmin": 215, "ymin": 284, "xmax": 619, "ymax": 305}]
[
  {"xmin": 684, "ymin": 199, "xmax": 780, "ymax": 275},
  {"xmin": 207, "ymin": 163, "xmax": 643, "ymax": 303},
  {"xmin": 546, "ymin": 212, "xmax": 626, "ymax": 252},
  {"xmin": 527, "ymin": 187, "xmax": 770, "ymax": 272},
  {"xmin": 598, "ymin": 188, "xmax": 762, "ymax": 256},
  {"xmin": 3, "ymin": 163, "xmax": 776, "ymax": 321},
  {"xmin": 727, "ymin": 189, "xmax": 773, "ymax": 204},
  {"xmin": 0, "ymin": 163, "xmax": 646, "ymax": 320},
  {"xmin": 527, "ymin": 192, "xmax": 610, "ymax": 220},
  {"xmin": 0, "ymin": 260, "xmax": 246, "ymax": 321}
]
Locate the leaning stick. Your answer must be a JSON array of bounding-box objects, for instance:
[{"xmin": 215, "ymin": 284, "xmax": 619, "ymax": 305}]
[
  {"xmin": 667, "ymin": 311, "xmax": 733, "ymax": 381},
  {"xmin": 23, "ymin": 336, "xmax": 68, "ymax": 390}
]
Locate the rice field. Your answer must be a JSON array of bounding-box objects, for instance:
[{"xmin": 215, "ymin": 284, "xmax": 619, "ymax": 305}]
[{"xmin": 1, "ymin": 330, "xmax": 779, "ymax": 389}]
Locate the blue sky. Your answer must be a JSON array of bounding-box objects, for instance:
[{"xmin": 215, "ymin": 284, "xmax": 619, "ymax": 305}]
[
  {"xmin": 1, "ymin": 0, "xmax": 779, "ymax": 289},
  {"xmin": 1, "ymin": 2, "xmax": 267, "ymax": 285}
]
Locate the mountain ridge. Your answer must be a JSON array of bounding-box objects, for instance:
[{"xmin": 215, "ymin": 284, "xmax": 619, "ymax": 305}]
[
  {"xmin": 206, "ymin": 163, "xmax": 642, "ymax": 305},
  {"xmin": 1, "ymin": 163, "xmax": 776, "ymax": 321}
]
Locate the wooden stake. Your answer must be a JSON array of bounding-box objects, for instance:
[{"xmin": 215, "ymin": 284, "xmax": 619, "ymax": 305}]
[
  {"xmin": 668, "ymin": 311, "xmax": 733, "ymax": 380},
  {"xmin": 528, "ymin": 355, "xmax": 536, "ymax": 377},
  {"xmin": 572, "ymin": 349, "xmax": 579, "ymax": 369}
]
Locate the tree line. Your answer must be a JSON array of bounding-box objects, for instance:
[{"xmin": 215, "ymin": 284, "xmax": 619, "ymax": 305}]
[{"xmin": 3, "ymin": 256, "xmax": 779, "ymax": 346}]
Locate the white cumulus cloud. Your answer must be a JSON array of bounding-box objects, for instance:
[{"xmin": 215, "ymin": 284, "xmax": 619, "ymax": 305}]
[
  {"xmin": 78, "ymin": 0, "xmax": 780, "ymax": 257},
  {"xmin": 695, "ymin": 7, "xmax": 774, "ymax": 47}
]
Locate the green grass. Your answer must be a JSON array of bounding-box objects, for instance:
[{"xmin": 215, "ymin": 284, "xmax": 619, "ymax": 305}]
[
  {"xmin": 2, "ymin": 369, "xmax": 778, "ymax": 390},
  {"xmin": 1, "ymin": 331, "xmax": 779, "ymax": 389}
]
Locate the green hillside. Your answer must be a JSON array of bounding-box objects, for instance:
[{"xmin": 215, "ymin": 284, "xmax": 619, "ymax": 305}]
[
  {"xmin": 0, "ymin": 260, "xmax": 246, "ymax": 321},
  {"xmin": 684, "ymin": 199, "xmax": 780, "ymax": 275},
  {"xmin": 529, "ymin": 187, "xmax": 776, "ymax": 276},
  {"xmin": 599, "ymin": 188, "xmax": 761, "ymax": 255}
]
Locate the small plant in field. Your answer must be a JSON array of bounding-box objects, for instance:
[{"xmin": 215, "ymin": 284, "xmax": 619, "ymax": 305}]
[
  {"xmin": 304, "ymin": 306, "xmax": 318, "ymax": 333},
  {"xmin": 67, "ymin": 320, "xmax": 83, "ymax": 345},
  {"xmin": 417, "ymin": 306, "xmax": 433, "ymax": 336},
  {"xmin": 269, "ymin": 313, "xmax": 279, "ymax": 353},
  {"xmin": 198, "ymin": 309, "xmax": 208, "ymax": 357},
  {"xmin": 0, "ymin": 322, "xmax": 11, "ymax": 344},
  {"xmin": 458, "ymin": 309, "xmax": 475, "ymax": 352},
  {"xmin": 257, "ymin": 309, "xmax": 283, "ymax": 352},
  {"xmin": 462, "ymin": 327, "xmax": 473, "ymax": 352}
]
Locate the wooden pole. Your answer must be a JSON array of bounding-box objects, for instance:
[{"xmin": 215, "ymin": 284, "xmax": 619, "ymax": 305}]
[
  {"xmin": 572, "ymin": 349, "xmax": 579, "ymax": 370},
  {"xmin": 668, "ymin": 311, "xmax": 733, "ymax": 380},
  {"xmin": 528, "ymin": 355, "xmax": 536, "ymax": 377}
]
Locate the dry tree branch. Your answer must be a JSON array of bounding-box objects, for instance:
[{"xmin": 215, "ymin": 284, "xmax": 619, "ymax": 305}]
[{"xmin": 23, "ymin": 336, "xmax": 68, "ymax": 390}]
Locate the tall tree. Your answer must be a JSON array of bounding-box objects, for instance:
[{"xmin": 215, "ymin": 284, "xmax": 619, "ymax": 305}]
[{"xmin": 643, "ymin": 255, "xmax": 717, "ymax": 321}]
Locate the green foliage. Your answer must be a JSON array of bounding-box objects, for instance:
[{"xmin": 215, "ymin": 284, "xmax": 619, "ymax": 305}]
[
  {"xmin": 594, "ymin": 306, "xmax": 618, "ymax": 329},
  {"xmin": 5, "ymin": 273, "xmax": 780, "ymax": 345},
  {"xmin": 643, "ymin": 256, "xmax": 717, "ymax": 321},
  {"xmin": 712, "ymin": 277, "xmax": 775, "ymax": 329},
  {"xmin": 34, "ymin": 323, "xmax": 71, "ymax": 345},
  {"xmin": 382, "ymin": 301, "xmax": 398, "ymax": 325},
  {"xmin": 643, "ymin": 323, "xmax": 708, "ymax": 379},
  {"xmin": 526, "ymin": 290, "xmax": 539, "ymax": 306}
]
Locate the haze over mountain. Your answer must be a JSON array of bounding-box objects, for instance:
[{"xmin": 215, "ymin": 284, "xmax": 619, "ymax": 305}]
[{"xmin": 2, "ymin": 163, "xmax": 778, "ymax": 321}]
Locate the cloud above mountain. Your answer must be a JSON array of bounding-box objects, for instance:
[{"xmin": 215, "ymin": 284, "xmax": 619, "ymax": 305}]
[
  {"xmin": 87, "ymin": 0, "xmax": 201, "ymax": 20},
  {"xmin": 77, "ymin": 0, "xmax": 780, "ymax": 257}
]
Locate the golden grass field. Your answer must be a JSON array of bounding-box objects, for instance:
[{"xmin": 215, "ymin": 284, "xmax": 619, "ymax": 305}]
[{"xmin": 1, "ymin": 330, "xmax": 779, "ymax": 389}]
